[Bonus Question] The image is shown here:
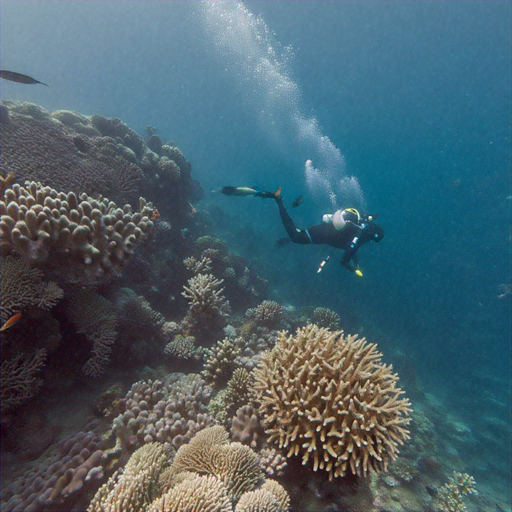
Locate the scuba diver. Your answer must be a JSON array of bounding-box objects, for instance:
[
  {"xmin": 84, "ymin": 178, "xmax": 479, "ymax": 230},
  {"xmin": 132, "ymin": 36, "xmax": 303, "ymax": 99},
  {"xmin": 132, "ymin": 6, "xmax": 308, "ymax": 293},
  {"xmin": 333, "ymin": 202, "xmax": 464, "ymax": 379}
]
[{"xmin": 222, "ymin": 185, "xmax": 384, "ymax": 276}]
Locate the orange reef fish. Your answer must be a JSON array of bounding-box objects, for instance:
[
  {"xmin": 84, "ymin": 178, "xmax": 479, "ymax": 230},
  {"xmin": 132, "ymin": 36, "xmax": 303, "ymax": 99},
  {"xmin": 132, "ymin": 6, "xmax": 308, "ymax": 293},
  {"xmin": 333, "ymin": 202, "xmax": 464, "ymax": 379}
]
[
  {"xmin": 0, "ymin": 70, "xmax": 49, "ymax": 86},
  {"xmin": 0, "ymin": 312, "xmax": 22, "ymax": 332}
]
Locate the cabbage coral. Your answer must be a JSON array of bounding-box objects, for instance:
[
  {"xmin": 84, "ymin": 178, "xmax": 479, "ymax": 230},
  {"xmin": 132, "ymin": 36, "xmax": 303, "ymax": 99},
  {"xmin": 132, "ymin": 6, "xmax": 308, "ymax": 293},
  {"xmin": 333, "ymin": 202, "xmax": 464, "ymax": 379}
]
[{"xmin": 253, "ymin": 325, "xmax": 412, "ymax": 479}]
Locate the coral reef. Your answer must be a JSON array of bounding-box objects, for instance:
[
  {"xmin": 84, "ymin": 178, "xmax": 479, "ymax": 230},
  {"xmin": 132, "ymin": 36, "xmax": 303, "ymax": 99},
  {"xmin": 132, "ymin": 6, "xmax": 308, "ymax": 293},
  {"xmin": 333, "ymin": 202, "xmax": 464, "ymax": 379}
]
[
  {"xmin": 1, "ymin": 102, "xmax": 143, "ymax": 205},
  {"xmin": 253, "ymin": 324, "xmax": 412, "ymax": 479},
  {"xmin": 1, "ymin": 181, "xmax": 155, "ymax": 284}
]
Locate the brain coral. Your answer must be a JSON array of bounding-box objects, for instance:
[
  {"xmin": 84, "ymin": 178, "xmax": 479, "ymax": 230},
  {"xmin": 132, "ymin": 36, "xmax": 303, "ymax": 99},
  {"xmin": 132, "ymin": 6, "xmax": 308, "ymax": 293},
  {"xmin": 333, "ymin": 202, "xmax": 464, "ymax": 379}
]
[
  {"xmin": 253, "ymin": 325, "xmax": 412, "ymax": 479},
  {"xmin": 1, "ymin": 181, "xmax": 154, "ymax": 284}
]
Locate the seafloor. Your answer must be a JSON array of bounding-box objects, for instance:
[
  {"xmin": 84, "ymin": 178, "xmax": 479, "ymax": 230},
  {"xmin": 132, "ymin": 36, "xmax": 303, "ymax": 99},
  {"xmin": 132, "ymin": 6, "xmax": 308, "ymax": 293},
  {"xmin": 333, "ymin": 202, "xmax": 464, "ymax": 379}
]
[{"xmin": 0, "ymin": 100, "xmax": 510, "ymax": 512}]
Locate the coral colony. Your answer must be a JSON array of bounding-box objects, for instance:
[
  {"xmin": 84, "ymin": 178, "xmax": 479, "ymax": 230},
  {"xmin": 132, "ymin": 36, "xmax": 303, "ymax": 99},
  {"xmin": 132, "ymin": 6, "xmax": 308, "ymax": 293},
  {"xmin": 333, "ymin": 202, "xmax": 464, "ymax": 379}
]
[{"xmin": 1, "ymin": 101, "xmax": 486, "ymax": 512}]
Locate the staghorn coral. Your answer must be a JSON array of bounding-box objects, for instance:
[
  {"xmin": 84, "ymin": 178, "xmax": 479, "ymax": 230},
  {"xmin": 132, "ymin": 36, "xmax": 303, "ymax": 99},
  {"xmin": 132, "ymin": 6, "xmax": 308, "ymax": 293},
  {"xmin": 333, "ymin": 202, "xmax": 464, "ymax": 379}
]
[
  {"xmin": 182, "ymin": 273, "xmax": 230, "ymax": 317},
  {"xmin": 88, "ymin": 443, "xmax": 168, "ymax": 512},
  {"xmin": 66, "ymin": 289, "xmax": 117, "ymax": 376},
  {"xmin": 1, "ymin": 349, "xmax": 47, "ymax": 411},
  {"xmin": 170, "ymin": 425, "xmax": 263, "ymax": 501},
  {"xmin": 184, "ymin": 255, "xmax": 213, "ymax": 275},
  {"xmin": 435, "ymin": 472, "xmax": 478, "ymax": 512},
  {"xmin": 253, "ymin": 324, "xmax": 412, "ymax": 479},
  {"xmin": 164, "ymin": 335, "xmax": 198, "ymax": 359},
  {"xmin": 202, "ymin": 337, "xmax": 243, "ymax": 389},
  {"xmin": 0, "ymin": 254, "xmax": 63, "ymax": 323},
  {"xmin": 310, "ymin": 307, "xmax": 341, "ymax": 331},
  {"xmin": 1, "ymin": 181, "xmax": 154, "ymax": 284},
  {"xmin": 245, "ymin": 300, "xmax": 284, "ymax": 329},
  {"xmin": 182, "ymin": 273, "xmax": 231, "ymax": 337}
]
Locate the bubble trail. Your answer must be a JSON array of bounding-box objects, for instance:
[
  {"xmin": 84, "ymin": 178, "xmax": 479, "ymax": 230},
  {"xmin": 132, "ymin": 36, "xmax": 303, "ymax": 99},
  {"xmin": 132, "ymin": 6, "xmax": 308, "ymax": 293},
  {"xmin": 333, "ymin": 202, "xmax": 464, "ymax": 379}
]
[{"xmin": 198, "ymin": 1, "xmax": 365, "ymax": 209}]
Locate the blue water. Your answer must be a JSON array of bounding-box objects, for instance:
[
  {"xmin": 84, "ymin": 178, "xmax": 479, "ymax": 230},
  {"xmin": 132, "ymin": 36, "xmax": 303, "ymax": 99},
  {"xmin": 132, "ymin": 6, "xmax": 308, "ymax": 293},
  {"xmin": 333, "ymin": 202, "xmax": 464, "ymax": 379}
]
[{"xmin": 2, "ymin": 0, "xmax": 511, "ymax": 506}]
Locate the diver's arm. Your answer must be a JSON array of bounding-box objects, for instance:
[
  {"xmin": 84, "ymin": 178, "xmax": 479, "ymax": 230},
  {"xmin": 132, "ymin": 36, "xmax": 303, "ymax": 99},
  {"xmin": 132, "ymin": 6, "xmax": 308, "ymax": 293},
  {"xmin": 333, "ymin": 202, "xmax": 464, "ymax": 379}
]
[{"xmin": 340, "ymin": 233, "xmax": 363, "ymax": 273}]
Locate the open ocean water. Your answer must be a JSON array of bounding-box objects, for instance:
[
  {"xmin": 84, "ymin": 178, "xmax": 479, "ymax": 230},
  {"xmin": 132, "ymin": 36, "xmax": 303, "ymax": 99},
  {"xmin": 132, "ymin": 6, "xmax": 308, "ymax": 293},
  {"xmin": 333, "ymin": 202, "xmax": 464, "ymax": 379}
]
[{"xmin": 1, "ymin": 1, "xmax": 510, "ymax": 511}]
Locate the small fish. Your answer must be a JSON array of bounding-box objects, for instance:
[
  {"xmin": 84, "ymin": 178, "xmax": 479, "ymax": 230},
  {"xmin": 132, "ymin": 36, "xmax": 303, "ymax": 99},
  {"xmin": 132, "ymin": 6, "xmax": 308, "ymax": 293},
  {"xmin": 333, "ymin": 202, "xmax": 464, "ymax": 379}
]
[
  {"xmin": 151, "ymin": 208, "xmax": 160, "ymax": 221},
  {"xmin": 0, "ymin": 70, "xmax": 49, "ymax": 86},
  {"xmin": 0, "ymin": 312, "xmax": 22, "ymax": 332},
  {"xmin": 221, "ymin": 186, "xmax": 259, "ymax": 197},
  {"xmin": 276, "ymin": 237, "xmax": 292, "ymax": 248},
  {"xmin": 290, "ymin": 194, "xmax": 304, "ymax": 209}
]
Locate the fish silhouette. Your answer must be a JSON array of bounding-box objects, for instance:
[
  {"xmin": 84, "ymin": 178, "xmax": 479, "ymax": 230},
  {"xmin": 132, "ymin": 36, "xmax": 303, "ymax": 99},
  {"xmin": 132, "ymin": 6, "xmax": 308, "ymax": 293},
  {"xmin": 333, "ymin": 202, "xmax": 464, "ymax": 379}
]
[{"xmin": 0, "ymin": 70, "xmax": 49, "ymax": 86}]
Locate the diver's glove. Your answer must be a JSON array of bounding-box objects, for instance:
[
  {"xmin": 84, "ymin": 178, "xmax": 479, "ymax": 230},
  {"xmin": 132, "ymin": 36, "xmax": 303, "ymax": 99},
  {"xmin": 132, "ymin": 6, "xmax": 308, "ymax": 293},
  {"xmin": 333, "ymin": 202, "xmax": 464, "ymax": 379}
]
[{"xmin": 341, "ymin": 260, "xmax": 363, "ymax": 277}]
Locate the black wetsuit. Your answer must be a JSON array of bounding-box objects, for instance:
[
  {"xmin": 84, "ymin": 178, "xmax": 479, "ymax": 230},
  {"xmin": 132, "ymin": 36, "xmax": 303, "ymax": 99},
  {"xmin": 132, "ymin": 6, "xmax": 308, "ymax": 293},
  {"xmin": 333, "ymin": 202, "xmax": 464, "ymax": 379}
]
[{"xmin": 275, "ymin": 196, "xmax": 384, "ymax": 273}]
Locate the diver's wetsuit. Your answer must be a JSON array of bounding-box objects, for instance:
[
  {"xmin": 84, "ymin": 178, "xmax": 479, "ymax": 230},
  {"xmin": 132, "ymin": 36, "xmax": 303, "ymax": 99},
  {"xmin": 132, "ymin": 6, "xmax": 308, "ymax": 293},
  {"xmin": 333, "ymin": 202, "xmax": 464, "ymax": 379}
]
[{"xmin": 275, "ymin": 196, "xmax": 383, "ymax": 273}]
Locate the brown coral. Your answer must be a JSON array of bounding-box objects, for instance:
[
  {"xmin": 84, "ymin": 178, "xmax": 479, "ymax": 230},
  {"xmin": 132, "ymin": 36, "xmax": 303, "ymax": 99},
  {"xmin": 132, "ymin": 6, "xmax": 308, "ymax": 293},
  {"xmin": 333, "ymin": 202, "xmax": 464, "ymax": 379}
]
[
  {"xmin": 1, "ymin": 181, "xmax": 154, "ymax": 284},
  {"xmin": 253, "ymin": 325, "xmax": 412, "ymax": 479}
]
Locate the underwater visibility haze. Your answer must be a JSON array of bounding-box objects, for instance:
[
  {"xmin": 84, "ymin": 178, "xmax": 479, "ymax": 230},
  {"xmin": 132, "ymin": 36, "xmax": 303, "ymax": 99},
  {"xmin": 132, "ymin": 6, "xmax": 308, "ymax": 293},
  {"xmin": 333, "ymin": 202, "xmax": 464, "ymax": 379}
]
[{"xmin": 0, "ymin": 1, "xmax": 511, "ymax": 511}]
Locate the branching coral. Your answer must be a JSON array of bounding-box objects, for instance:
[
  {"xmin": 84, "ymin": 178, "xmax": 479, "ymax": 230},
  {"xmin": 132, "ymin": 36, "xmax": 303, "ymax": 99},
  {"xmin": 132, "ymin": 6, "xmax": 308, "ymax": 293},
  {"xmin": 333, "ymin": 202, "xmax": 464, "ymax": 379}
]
[
  {"xmin": 0, "ymin": 255, "xmax": 63, "ymax": 322},
  {"xmin": 66, "ymin": 289, "xmax": 118, "ymax": 376},
  {"xmin": 182, "ymin": 273, "xmax": 231, "ymax": 336},
  {"xmin": 1, "ymin": 181, "xmax": 154, "ymax": 284},
  {"xmin": 0, "ymin": 349, "xmax": 47, "ymax": 410},
  {"xmin": 435, "ymin": 472, "xmax": 477, "ymax": 512},
  {"xmin": 310, "ymin": 307, "xmax": 340, "ymax": 331},
  {"xmin": 202, "ymin": 338, "xmax": 242, "ymax": 389},
  {"xmin": 182, "ymin": 273, "xmax": 230, "ymax": 317},
  {"xmin": 253, "ymin": 324, "xmax": 412, "ymax": 479},
  {"xmin": 245, "ymin": 300, "xmax": 284, "ymax": 329}
]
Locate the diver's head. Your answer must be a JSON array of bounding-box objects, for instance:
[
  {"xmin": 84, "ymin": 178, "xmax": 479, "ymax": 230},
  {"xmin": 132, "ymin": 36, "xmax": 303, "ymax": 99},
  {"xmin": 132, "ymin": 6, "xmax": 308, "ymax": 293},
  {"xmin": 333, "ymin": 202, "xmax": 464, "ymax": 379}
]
[{"xmin": 323, "ymin": 208, "xmax": 360, "ymax": 230}]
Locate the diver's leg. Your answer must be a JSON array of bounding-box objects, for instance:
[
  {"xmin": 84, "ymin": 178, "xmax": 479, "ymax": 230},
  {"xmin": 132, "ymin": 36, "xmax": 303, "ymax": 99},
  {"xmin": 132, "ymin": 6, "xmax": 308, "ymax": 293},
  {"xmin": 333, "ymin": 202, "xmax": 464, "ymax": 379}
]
[{"xmin": 276, "ymin": 196, "xmax": 310, "ymax": 244}]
